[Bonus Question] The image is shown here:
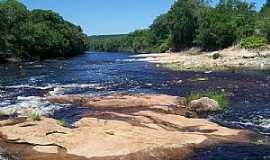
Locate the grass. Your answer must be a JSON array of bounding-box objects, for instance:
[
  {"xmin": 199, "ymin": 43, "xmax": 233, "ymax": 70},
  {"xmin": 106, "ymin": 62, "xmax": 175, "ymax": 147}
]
[
  {"xmin": 57, "ymin": 119, "xmax": 65, "ymax": 126},
  {"xmin": 186, "ymin": 90, "xmax": 230, "ymax": 111},
  {"xmin": 0, "ymin": 111, "xmax": 6, "ymax": 116},
  {"xmin": 27, "ymin": 111, "xmax": 41, "ymax": 121}
]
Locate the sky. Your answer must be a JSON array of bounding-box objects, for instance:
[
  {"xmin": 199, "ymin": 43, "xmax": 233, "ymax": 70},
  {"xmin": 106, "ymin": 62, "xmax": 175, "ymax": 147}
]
[{"xmin": 20, "ymin": 0, "xmax": 266, "ymax": 36}]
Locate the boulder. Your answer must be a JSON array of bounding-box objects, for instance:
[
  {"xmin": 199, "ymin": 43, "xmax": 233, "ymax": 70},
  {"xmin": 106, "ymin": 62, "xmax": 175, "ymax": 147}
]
[
  {"xmin": 243, "ymin": 54, "xmax": 257, "ymax": 59},
  {"xmin": 212, "ymin": 52, "xmax": 221, "ymax": 60},
  {"xmin": 190, "ymin": 97, "xmax": 220, "ymax": 112},
  {"xmin": 259, "ymin": 52, "xmax": 270, "ymax": 58}
]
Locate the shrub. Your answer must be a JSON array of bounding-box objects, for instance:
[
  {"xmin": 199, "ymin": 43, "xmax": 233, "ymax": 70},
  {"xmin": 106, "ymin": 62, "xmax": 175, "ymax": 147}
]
[
  {"xmin": 186, "ymin": 90, "xmax": 229, "ymax": 111},
  {"xmin": 186, "ymin": 93, "xmax": 201, "ymax": 104},
  {"xmin": 158, "ymin": 42, "xmax": 169, "ymax": 53},
  {"xmin": 240, "ymin": 36, "xmax": 268, "ymax": 49}
]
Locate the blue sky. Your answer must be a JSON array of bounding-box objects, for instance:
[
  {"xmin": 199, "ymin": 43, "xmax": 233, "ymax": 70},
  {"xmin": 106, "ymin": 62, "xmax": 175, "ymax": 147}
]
[{"xmin": 20, "ymin": 0, "xmax": 266, "ymax": 36}]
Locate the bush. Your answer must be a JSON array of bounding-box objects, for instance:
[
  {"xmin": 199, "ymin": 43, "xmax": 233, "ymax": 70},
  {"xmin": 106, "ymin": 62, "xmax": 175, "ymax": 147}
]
[{"xmin": 240, "ymin": 36, "xmax": 268, "ymax": 49}]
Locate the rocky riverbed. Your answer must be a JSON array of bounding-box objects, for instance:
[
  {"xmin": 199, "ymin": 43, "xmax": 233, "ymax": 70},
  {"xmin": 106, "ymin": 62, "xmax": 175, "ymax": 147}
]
[
  {"xmin": 0, "ymin": 94, "xmax": 262, "ymax": 160},
  {"xmin": 133, "ymin": 47, "xmax": 270, "ymax": 71}
]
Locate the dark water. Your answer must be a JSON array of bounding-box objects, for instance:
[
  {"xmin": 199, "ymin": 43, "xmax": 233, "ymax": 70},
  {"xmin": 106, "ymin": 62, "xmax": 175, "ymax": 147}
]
[
  {"xmin": 187, "ymin": 143, "xmax": 270, "ymax": 160},
  {"xmin": 0, "ymin": 52, "xmax": 270, "ymax": 159}
]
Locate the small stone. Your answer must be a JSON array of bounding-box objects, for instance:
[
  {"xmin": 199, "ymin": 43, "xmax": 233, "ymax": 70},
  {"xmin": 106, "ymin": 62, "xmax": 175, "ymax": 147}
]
[
  {"xmin": 176, "ymin": 80, "xmax": 183, "ymax": 84},
  {"xmin": 243, "ymin": 54, "xmax": 257, "ymax": 59},
  {"xmin": 239, "ymin": 62, "xmax": 246, "ymax": 65},
  {"xmin": 105, "ymin": 131, "xmax": 115, "ymax": 135},
  {"xmin": 190, "ymin": 97, "xmax": 220, "ymax": 112}
]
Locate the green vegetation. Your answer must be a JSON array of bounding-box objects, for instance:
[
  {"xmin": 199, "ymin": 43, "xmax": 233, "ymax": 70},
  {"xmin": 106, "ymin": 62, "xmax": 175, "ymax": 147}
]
[
  {"xmin": 88, "ymin": 34, "xmax": 129, "ymax": 52},
  {"xmin": 89, "ymin": 0, "xmax": 270, "ymax": 53},
  {"xmin": 27, "ymin": 111, "xmax": 41, "ymax": 121},
  {"xmin": 186, "ymin": 90, "xmax": 230, "ymax": 111},
  {"xmin": 57, "ymin": 119, "xmax": 65, "ymax": 126},
  {"xmin": 0, "ymin": 0, "xmax": 88, "ymax": 62},
  {"xmin": 240, "ymin": 36, "xmax": 268, "ymax": 49}
]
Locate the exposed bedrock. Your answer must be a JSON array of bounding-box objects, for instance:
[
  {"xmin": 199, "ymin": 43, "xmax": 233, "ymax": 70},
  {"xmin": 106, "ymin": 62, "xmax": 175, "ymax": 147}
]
[{"xmin": 0, "ymin": 94, "xmax": 258, "ymax": 160}]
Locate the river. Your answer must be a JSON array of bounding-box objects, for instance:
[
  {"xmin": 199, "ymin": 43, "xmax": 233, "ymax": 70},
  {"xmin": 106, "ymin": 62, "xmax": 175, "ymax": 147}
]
[{"xmin": 0, "ymin": 52, "xmax": 270, "ymax": 159}]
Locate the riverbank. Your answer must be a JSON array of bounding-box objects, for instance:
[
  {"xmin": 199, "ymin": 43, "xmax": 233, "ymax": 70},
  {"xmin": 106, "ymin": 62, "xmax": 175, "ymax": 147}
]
[
  {"xmin": 0, "ymin": 94, "xmax": 264, "ymax": 160},
  {"xmin": 133, "ymin": 47, "xmax": 270, "ymax": 71}
]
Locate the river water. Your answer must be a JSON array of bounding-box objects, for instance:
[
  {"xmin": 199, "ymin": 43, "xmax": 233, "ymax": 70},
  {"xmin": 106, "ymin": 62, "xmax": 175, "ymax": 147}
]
[{"xmin": 0, "ymin": 52, "xmax": 270, "ymax": 159}]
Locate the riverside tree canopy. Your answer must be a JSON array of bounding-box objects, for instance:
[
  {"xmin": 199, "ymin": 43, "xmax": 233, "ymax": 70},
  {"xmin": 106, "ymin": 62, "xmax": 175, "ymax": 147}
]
[
  {"xmin": 89, "ymin": 0, "xmax": 270, "ymax": 53},
  {"xmin": 0, "ymin": 0, "xmax": 88, "ymax": 61}
]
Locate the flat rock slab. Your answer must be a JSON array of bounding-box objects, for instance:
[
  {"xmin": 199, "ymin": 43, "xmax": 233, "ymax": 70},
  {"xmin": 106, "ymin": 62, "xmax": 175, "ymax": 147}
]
[{"xmin": 0, "ymin": 94, "xmax": 254, "ymax": 160}]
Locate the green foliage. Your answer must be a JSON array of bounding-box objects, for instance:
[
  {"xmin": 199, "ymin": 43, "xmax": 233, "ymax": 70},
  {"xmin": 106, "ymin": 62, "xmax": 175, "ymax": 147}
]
[
  {"xmin": 261, "ymin": 0, "xmax": 270, "ymax": 17},
  {"xmin": 89, "ymin": 0, "xmax": 270, "ymax": 53},
  {"xmin": 196, "ymin": 0, "xmax": 256, "ymax": 50},
  {"xmin": 186, "ymin": 93, "xmax": 201, "ymax": 105},
  {"xmin": 256, "ymin": 18, "xmax": 270, "ymax": 42},
  {"xmin": 57, "ymin": 119, "xmax": 65, "ymax": 126},
  {"xmin": 0, "ymin": 0, "xmax": 88, "ymax": 61},
  {"xmin": 240, "ymin": 36, "xmax": 268, "ymax": 49},
  {"xmin": 88, "ymin": 34, "xmax": 130, "ymax": 52},
  {"xmin": 195, "ymin": 8, "xmax": 234, "ymax": 50},
  {"xmin": 167, "ymin": 0, "xmax": 200, "ymax": 50},
  {"xmin": 186, "ymin": 90, "xmax": 230, "ymax": 111}
]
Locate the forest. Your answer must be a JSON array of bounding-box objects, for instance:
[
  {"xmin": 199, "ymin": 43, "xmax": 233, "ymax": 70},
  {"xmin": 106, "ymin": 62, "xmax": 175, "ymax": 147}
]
[
  {"xmin": 89, "ymin": 0, "xmax": 270, "ymax": 53},
  {"xmin": 0, "ymin": 0, "xmax": 88, "ymax": 61}
]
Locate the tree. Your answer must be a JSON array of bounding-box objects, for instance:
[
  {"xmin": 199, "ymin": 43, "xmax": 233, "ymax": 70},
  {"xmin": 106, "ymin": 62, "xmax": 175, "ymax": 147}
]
[
  {"xmin": 261, "ymin": 0, "xmax": 270, "ymax": 16},
  {"xmin": 0, "ymin": 0, "xmax": 29, "ymax": 58},
  {"xmin": 167, "ymin": 0, "xmax": 200, "ymax": 51},
  {"xmin": 88, "ymin": 0, "xmax": 269, "ymax": 53},
  {"xmin": 0, "ymin": 0, "xmax": 88, "ymax": 61},
  {"xmin": 196, "ymin": 0, "xmax": 256, "ymax": 50}
]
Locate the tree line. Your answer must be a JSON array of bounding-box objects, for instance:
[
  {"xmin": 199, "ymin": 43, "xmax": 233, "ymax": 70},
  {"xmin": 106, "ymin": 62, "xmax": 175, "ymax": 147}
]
[
  {"xmin": 89, "ymin": 0, "xmax": 270, "ymax": 53},
  {"xmin": 0, "ymin": 0, "xmax": 89, "ymax": 62}
]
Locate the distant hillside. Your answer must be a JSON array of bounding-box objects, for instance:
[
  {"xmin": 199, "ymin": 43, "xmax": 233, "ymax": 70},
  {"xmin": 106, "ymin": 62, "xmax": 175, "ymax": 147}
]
[
  {"xmin": 88, "ymin": 34, "xmax": 133, "ymax": 52},
  {"xmin": 89, "ymin": 34, "xmax": 128, "ymax": 40}
]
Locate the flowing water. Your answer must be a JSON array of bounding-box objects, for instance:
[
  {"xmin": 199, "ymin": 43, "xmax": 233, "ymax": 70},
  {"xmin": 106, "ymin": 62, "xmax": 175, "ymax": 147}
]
[{"xmin": 0, "ymin": 52, "xmax": 270, "ymax": 159}]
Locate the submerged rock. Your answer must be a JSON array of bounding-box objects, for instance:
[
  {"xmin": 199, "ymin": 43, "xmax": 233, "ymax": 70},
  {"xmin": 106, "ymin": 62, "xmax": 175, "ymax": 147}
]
[
  {"xmin": 190, "ymin": 97, "xmax": 220, "ymax": 112},
  {"xmin": 0, "ymin": 117, "xmax": 27, "ymax": 127},
  {"xmin": 0, "ymin": 94, "xmax": 254, "ymax": 160}
]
